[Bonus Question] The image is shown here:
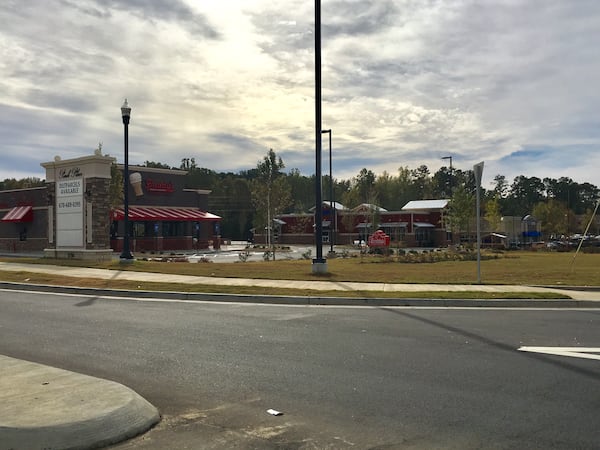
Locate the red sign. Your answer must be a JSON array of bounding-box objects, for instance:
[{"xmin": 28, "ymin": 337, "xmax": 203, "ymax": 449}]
[
  {"xmin": 368, "ymin": 230, "xmax": 390, "ymax": 247},
  {"xmin": 145, "ymin": 179, "xmax": 174, "ymax": 193}
]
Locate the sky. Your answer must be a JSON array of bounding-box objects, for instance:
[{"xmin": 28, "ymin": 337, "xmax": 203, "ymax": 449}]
[{"xmin": 1, "ymin": 0, "xmax": 599, "ymax": 191}]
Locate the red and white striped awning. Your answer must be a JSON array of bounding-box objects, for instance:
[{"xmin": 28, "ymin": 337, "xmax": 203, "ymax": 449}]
[
  {"xmin": 1, "ymin": 206, "xmax": 33, "ymax": 222},
  {"xmin": 111, "ymin": 206, "xmax": 221, "ymax": 222}
]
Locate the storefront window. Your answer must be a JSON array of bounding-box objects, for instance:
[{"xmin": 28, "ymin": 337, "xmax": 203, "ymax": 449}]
[
  {"xmin": 162, "ymin": 221, "xmax": 181, "ymax": 237},
  {"xmin": 416, "ymin": 228, "xmax": 431, "ymax": 245},
  {"xmin": 133, "ymin": 222, "xmax": 148, "ymax": 237},
  {"xmin": 383, "ymin": 227, "xmax": 405, "ymax": 242}
]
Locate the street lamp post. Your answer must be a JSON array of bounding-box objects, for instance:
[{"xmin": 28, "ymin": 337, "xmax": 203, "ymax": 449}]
[
  {"xmin": 473, "ymin": 161, "xmax": 484, "ymax": 284},
  {"xmin": 120, "ymin": 99, "xmax": 133, "ymax": 261},
  {"xmin": 321, "ymin": 129, "xmax": 334, "ymax": 254}
]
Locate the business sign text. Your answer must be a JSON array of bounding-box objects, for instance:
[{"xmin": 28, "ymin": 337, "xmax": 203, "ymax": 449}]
[{"xmin": 56, "ymin": 177, "xmax": 83, "ymax": 247}]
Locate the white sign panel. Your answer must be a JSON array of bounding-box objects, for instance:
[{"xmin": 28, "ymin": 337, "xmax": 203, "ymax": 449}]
[{"xmin": 56, "ymin": 177, "xmax": 84, "ymax": 247}]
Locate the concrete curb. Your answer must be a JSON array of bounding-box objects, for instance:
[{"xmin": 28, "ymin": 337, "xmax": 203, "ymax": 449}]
[
  {"xmin": 0, "ymin": 355, "xmax": 160, "ymax": 450},
  {"xmin": 534, "ymin": 284, "xmax": 600, "ymax": 292},
  {"xmin": 1, "ymin": 281, "xmax": 599, "ymax": 308}
]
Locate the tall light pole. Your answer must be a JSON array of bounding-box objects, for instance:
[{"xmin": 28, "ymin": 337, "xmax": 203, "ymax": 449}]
[
  {"xmin": 321, "ymin": 129, "xmax": 334, "ymax": 254},
  {"xmin": 442, "ymin": 155, "xmax": 454, "ymax": 245},
  {"xmin": 312, "ymin": 0, "xmax": 327, "ymax": 273},
  {"xmin": 120, "ymin": 99, "xmax": 133, "ymax": 261},
  {"xmin": 473, "ymin": 161, "xmax": 484, "ymax": 283},
  {"xmin": 442, "ymin": 155, "xmax": 453, "ymax": 195}
]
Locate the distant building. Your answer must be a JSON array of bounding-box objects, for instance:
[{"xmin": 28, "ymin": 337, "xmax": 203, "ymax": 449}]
[
  {"xmin": 499, "ymin": 215, "xmax": 542, "ymax": 248},
  {"xmin": 272, "ymin": 199, "xmax": 450, "ymax": 247}
]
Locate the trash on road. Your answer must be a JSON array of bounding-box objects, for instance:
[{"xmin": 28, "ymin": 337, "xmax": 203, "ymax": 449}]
[{"xmin": 267, "ymin": 409, "xmax": 283, "ymax": 416}]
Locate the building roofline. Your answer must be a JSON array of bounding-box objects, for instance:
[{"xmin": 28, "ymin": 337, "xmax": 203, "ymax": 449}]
[
  {"xmin": 0, "ymin": 186, "xmax": 47, "ymax": 194},
  {"xmin": 116, "ymin": 164, "xmax": 188, "ymax": 175},
  {"xmin": 183, "ymin": 188, "xmax": 212, "ymax": 195}
]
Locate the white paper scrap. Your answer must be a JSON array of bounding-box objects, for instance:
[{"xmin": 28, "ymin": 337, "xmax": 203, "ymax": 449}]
[{"xmin": 267, "ymin": 409, "xmax": 283, "ymax": 416}]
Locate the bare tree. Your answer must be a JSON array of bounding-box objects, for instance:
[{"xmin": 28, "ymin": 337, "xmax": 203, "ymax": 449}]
[{"xmin": 250, "ymin": 149, "xmax": 291, "ymax": 260}]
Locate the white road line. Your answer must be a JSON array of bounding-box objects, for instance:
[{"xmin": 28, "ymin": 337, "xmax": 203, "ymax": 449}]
[{"xmin": 518, "ymin": 346, "xmax": 600, "ymax": 361}]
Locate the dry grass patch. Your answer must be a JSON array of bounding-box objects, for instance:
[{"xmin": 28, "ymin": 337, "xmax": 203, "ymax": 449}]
[
  {"xmin": 0, "ymin": 270, "xmax": 567, "ymax": 299},
  {"xmin": 8, "ymin": 250, "xmax": 594, "ymax": 286}
]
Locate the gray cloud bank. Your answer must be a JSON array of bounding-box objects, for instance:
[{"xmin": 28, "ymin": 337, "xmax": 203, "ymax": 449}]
[{"xmin": 0, "ymin": 0, "xmax": 599, "ymax": 189}]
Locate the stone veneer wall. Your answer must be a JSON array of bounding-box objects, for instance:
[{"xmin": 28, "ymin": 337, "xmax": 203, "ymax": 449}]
[
  {"xmin": 45, "ymin": 183, "xmax": 55, "ymax": 249},
  {"xmin": 86, "ymin": 177, "xmax": 112, "ymax": 250}
]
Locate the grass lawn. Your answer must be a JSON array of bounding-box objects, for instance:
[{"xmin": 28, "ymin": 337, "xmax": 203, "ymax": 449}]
[{"xmin": 1, "ymin": 250, "xmax": 598, "ymax": 287}]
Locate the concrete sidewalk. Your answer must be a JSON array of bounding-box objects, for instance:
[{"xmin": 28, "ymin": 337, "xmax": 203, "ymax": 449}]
[{"xmin": 0, "ymin": 355, "xmax": 159, "ymax": 450}]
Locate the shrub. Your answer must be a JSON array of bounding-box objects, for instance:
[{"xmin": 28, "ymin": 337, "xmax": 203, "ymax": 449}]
[{"xmin": 238, "ymin": 250, "xmax": 250, "ymax": 262}]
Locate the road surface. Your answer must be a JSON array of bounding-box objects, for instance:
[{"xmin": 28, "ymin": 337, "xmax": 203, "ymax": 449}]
[{"xmin": 0, "ymin": 288, "xmax": 598, "ymax": 449}]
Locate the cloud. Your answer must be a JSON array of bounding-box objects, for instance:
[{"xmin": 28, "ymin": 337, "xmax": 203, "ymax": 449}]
[
  {"xmin": 322, "ymin": 0, "xmax": 400, "ymax": 37},
  {"xmin": 73, "ymin": 0, "xmax": 221, "ymax": 38},
  {"xmin": 0, "ymin": 0, "xmax": 599, "ymax": 191}
]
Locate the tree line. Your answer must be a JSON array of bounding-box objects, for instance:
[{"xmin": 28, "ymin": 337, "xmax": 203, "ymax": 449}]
[
  {"xmin": 3, "ymin": 150, "xmax": 599, "ymax": 240},
  {"xmin": 146, "ymin": 151, "xmax": 600, "ymax": 240}
]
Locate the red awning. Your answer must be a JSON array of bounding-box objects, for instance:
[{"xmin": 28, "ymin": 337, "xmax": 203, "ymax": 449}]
[
  {"xmin": 111, "ymin": 206, "xmax": 221, "ymax": 221},
  {"xmin": 1, "ymin": 206, "xmax": 33, "ymax": 223}
]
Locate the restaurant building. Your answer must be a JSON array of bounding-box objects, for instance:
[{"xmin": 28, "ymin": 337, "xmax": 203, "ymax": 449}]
[
  {"xmin": 0, "ymin": 151, "xmax": 221, "ymax": 259},
  {"xmin": 110, "ymin": 164, "xmax": 221, "ymax": 253},
  {"xmin": 0, "ymin": 186, "xmax": 48, "ymax": 253},
  {"xmin": 273, "ymin": 199, "xmax": 450, "ymax": 247}
]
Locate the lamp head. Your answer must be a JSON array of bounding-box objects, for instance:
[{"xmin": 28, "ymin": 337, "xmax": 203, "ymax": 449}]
[{"xmin": 121, "ymin": 99, "xmax": 131, "ymax": 119}]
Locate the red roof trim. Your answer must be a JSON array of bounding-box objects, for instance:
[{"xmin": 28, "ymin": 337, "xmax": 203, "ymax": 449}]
[
  {"xmin": 1, "ymin": 206, "xmax": 33, "ymax": 222},
  {"xmin": 111, "ymin": 206, "xmax": 221, "ymax": 222}
]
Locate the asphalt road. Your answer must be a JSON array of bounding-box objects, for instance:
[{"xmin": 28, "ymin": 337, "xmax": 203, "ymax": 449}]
[{"xmin": 0, "ymin": 288, "xmax": 599, "ymax": 449}]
